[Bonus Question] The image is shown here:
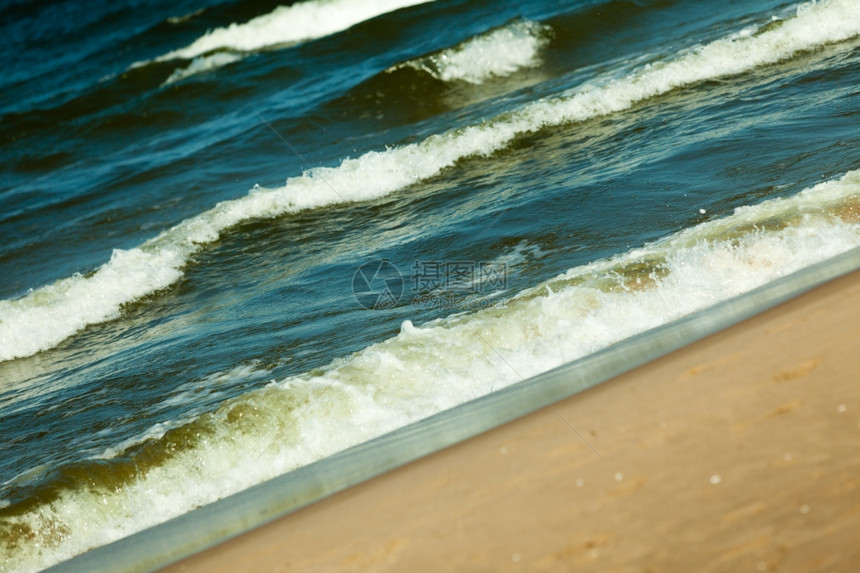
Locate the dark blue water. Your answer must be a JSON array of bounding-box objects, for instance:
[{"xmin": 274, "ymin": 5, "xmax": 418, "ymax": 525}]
[{"xmin": 1, "ymin": 0, "xmax": 859, "ymax": 569}]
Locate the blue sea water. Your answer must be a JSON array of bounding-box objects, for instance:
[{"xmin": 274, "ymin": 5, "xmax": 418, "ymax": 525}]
[{"xmin": 1, "ymin": 0, "xmax": 859, "ymax": 569}]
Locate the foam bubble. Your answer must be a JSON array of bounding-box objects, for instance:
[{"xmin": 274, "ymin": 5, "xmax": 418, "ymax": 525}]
[
  {"xmin": 2, "ymin": 0, "xmax": 858, "ymax": 362},
  {"xmin": 398, "ymin": 19, "xmax": 551, "ymax": 84}
]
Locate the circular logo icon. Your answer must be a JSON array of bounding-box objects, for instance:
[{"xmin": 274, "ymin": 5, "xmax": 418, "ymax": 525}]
[{"xmin": 352, "ymin": 260, "xmax": 404, "ymax": 310}]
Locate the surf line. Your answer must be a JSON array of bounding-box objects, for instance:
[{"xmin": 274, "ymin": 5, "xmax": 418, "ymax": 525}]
[{"xmin": 476, "ymin": 331, "xmax": 604, "ymax": 459}]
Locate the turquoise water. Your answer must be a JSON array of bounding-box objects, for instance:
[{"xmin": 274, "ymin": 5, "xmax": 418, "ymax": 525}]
[{"xmin": 1, "ymin": 0, "xmax": 859, "ymax": 569}]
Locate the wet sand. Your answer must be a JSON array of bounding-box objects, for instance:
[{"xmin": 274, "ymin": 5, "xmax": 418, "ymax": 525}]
[{"xmin": 164, "ymin": 269, "xmax": 860, "ymax": 573}]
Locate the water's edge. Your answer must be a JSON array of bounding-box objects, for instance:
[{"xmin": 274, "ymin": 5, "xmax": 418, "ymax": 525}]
[{"xmin": 46, "ymin": 246, "xmax": 860, "ymax": 573}]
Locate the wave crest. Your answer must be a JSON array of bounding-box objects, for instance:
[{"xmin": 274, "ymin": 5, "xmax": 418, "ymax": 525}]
[
  {"xmin": 396, "ymin": 19, "xmax": 552, "ymax": 84},
  {"xmin": 164, "ymin": 0, "xmax": 433, "ymax": 60}
]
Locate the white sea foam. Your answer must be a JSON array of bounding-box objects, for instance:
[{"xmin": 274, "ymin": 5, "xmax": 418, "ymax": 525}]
[
  {"xmin": 155, "ymin": 0, "xmax": 434, "ymax": 62},
  {"xmin": 163, "ymin": 52, "xmax": 243, "ymax": 85},
  {"xmin": 2, "ymin": 0, "xmax": 858, "ymax": 362},
  {"xmin": 5, "ymin": 170, "xmax": 860, "ymax": 572},
  {"xmin": 398, "ymin": 19, "xmax": 551, "ymax": 84}
]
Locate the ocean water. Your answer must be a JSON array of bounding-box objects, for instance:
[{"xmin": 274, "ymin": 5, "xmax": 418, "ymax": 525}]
[{"xmin": 1, "ymin": 0, "xmax": 858, "ymax": 569}]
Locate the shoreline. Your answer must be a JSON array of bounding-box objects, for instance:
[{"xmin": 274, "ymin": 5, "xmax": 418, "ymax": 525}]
[
  {"xmin": 45, "ymin": 248, "xmax": 860, "ymax": 573},
  {"xmin": 164, "ymin": 264, "xmax": 860, "ymax": 572}
]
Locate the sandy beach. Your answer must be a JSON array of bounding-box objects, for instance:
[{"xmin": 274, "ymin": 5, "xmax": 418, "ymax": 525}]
[{"xmin": 164, "ymin": 269, "xmax": 860, "ymax": 573}]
